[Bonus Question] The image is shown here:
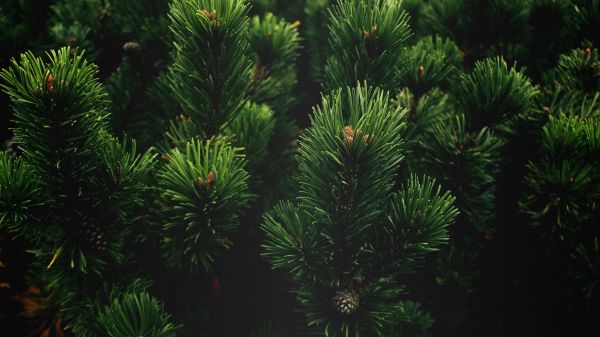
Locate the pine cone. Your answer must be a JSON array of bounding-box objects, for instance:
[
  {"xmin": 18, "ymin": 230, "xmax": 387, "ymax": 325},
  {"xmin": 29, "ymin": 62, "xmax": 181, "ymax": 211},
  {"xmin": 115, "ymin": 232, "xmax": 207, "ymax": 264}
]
[
  {"xmin": 332, "ymin": 289, "xmax": 360, "ymax": 315},
  {"xmin": 77, "ymin": 222, "xmax": 108, "ymax": 252}
]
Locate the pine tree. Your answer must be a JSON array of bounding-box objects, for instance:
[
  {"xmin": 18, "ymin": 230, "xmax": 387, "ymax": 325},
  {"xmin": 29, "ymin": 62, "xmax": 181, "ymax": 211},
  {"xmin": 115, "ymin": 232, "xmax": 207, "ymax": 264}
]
[
  {"xmin": 166, "ymin": 0, "xmax": 253, "ymax": 139},
  {"xmin": 520, "ymin": 46, "xmax": 600, "ymax": 302},
  {"xmin": 0, "ymin": 47, "xmax": 174, "ymax": 336},
  {"xmin": 153, "ymin": 0, "xmax": 295, "ymax": 276},
  {"xmin": 317, "ymin": 1, "xmax": 542, "ymax": 332},
  {"xmin": 261, "ymin": 84, "xmax": 458, "ymax": 336}
]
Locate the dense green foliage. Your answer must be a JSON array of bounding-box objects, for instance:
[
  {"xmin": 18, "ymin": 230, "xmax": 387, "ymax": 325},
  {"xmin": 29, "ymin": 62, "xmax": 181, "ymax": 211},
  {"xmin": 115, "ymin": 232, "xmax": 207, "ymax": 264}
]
[
  {"xmin": 323, "ymin": 0, "xmax": 411, "ymax": 91},
  {"xmin": 262, "ymin": 84, "xmax": 458, "ymax": 336},
  {"xmin": 156, "ymin": 139, "xmax": 251, "ymax": 272},
  {"xmin": 97, "ymin": 290, "xmax": 179, "ymax": 337},
  {"xmin": 0, "ymin": 48, "xmax": 160, "ymax": 336},
  {"xmin": 167, "ymin": 0, "xmax": 252, "ymax": 138},
  {"xmin": 0, "ymin": 0, "xmax": 599, "ymax": 336}
]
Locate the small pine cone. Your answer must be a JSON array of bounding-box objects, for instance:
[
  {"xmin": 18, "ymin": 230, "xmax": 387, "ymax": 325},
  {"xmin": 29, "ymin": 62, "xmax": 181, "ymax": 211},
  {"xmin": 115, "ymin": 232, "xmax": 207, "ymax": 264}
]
[
  {"xmin": 332, "ymin": 289, "xmax": 360, "ymax": 315},
  {"xmin": 77, "ymin": 222, "xmax": 108, "ymax": 252}
]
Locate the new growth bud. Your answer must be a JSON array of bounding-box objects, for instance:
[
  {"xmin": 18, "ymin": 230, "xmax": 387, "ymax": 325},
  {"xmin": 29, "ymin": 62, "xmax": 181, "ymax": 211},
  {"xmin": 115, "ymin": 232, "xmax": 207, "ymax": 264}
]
[
  {"xmin": 200, "ymin": 9, "xmax": 220, "ymax": 27},
  {"xmin": 418, "ymin": 65, "xmax": 426, "ymax": 79},
  {"xmin": 196, "ymin": 170, "xmax": 216, "ymax": 190},
  {"xmin": 45, "ymin": 72, "xmax": 53, "ymax": 95},
  {"xmin": 343, "ymin": 126, "xmax": 355, "ymax": 144},
  {"xmin": 363, "ymin": 25, "xmax": 378, "ymax": 39}
]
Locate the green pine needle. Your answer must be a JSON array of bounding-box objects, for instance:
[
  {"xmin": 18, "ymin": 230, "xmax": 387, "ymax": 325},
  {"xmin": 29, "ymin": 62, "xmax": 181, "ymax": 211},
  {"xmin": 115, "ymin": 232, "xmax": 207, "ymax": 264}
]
[{"xmin": 156, "ymin": 138, "xmax": 251, "ymax": 272}]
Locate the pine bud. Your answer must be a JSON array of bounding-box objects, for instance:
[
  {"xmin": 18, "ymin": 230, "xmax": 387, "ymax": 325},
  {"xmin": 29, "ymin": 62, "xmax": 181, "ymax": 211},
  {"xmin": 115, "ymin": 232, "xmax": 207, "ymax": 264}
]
[
  {"xmin": 585, "ymin": 48, "xmax": 591, "ymax": 58},
  {"xmin": 45, "ymin": 72, "xmax": 53, "ymax": 95},
  {"xmin": 363, "ymin": 25, "xmax": 377, "ymax": 39},
  {"xmin": 196, "ymin": 171, "xmax": 216, "ymax": 189},
  {"xmin": 418, "ymin": 65, "xmax": 426, "ymax": 79},
  {"xmin": 69, "ymin": 36, "xmax": 78, "ymax": 47},
  {"xmin": 343, "ymin": 126, "xmax": 355, "ymax": 144},
  {"xmin": 200, "ymin": 9, "xmax": 219, "ymax": 27},
  {"xmin": 207, "ymin": 170, "xmax": 216, "ymax": 189}
]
